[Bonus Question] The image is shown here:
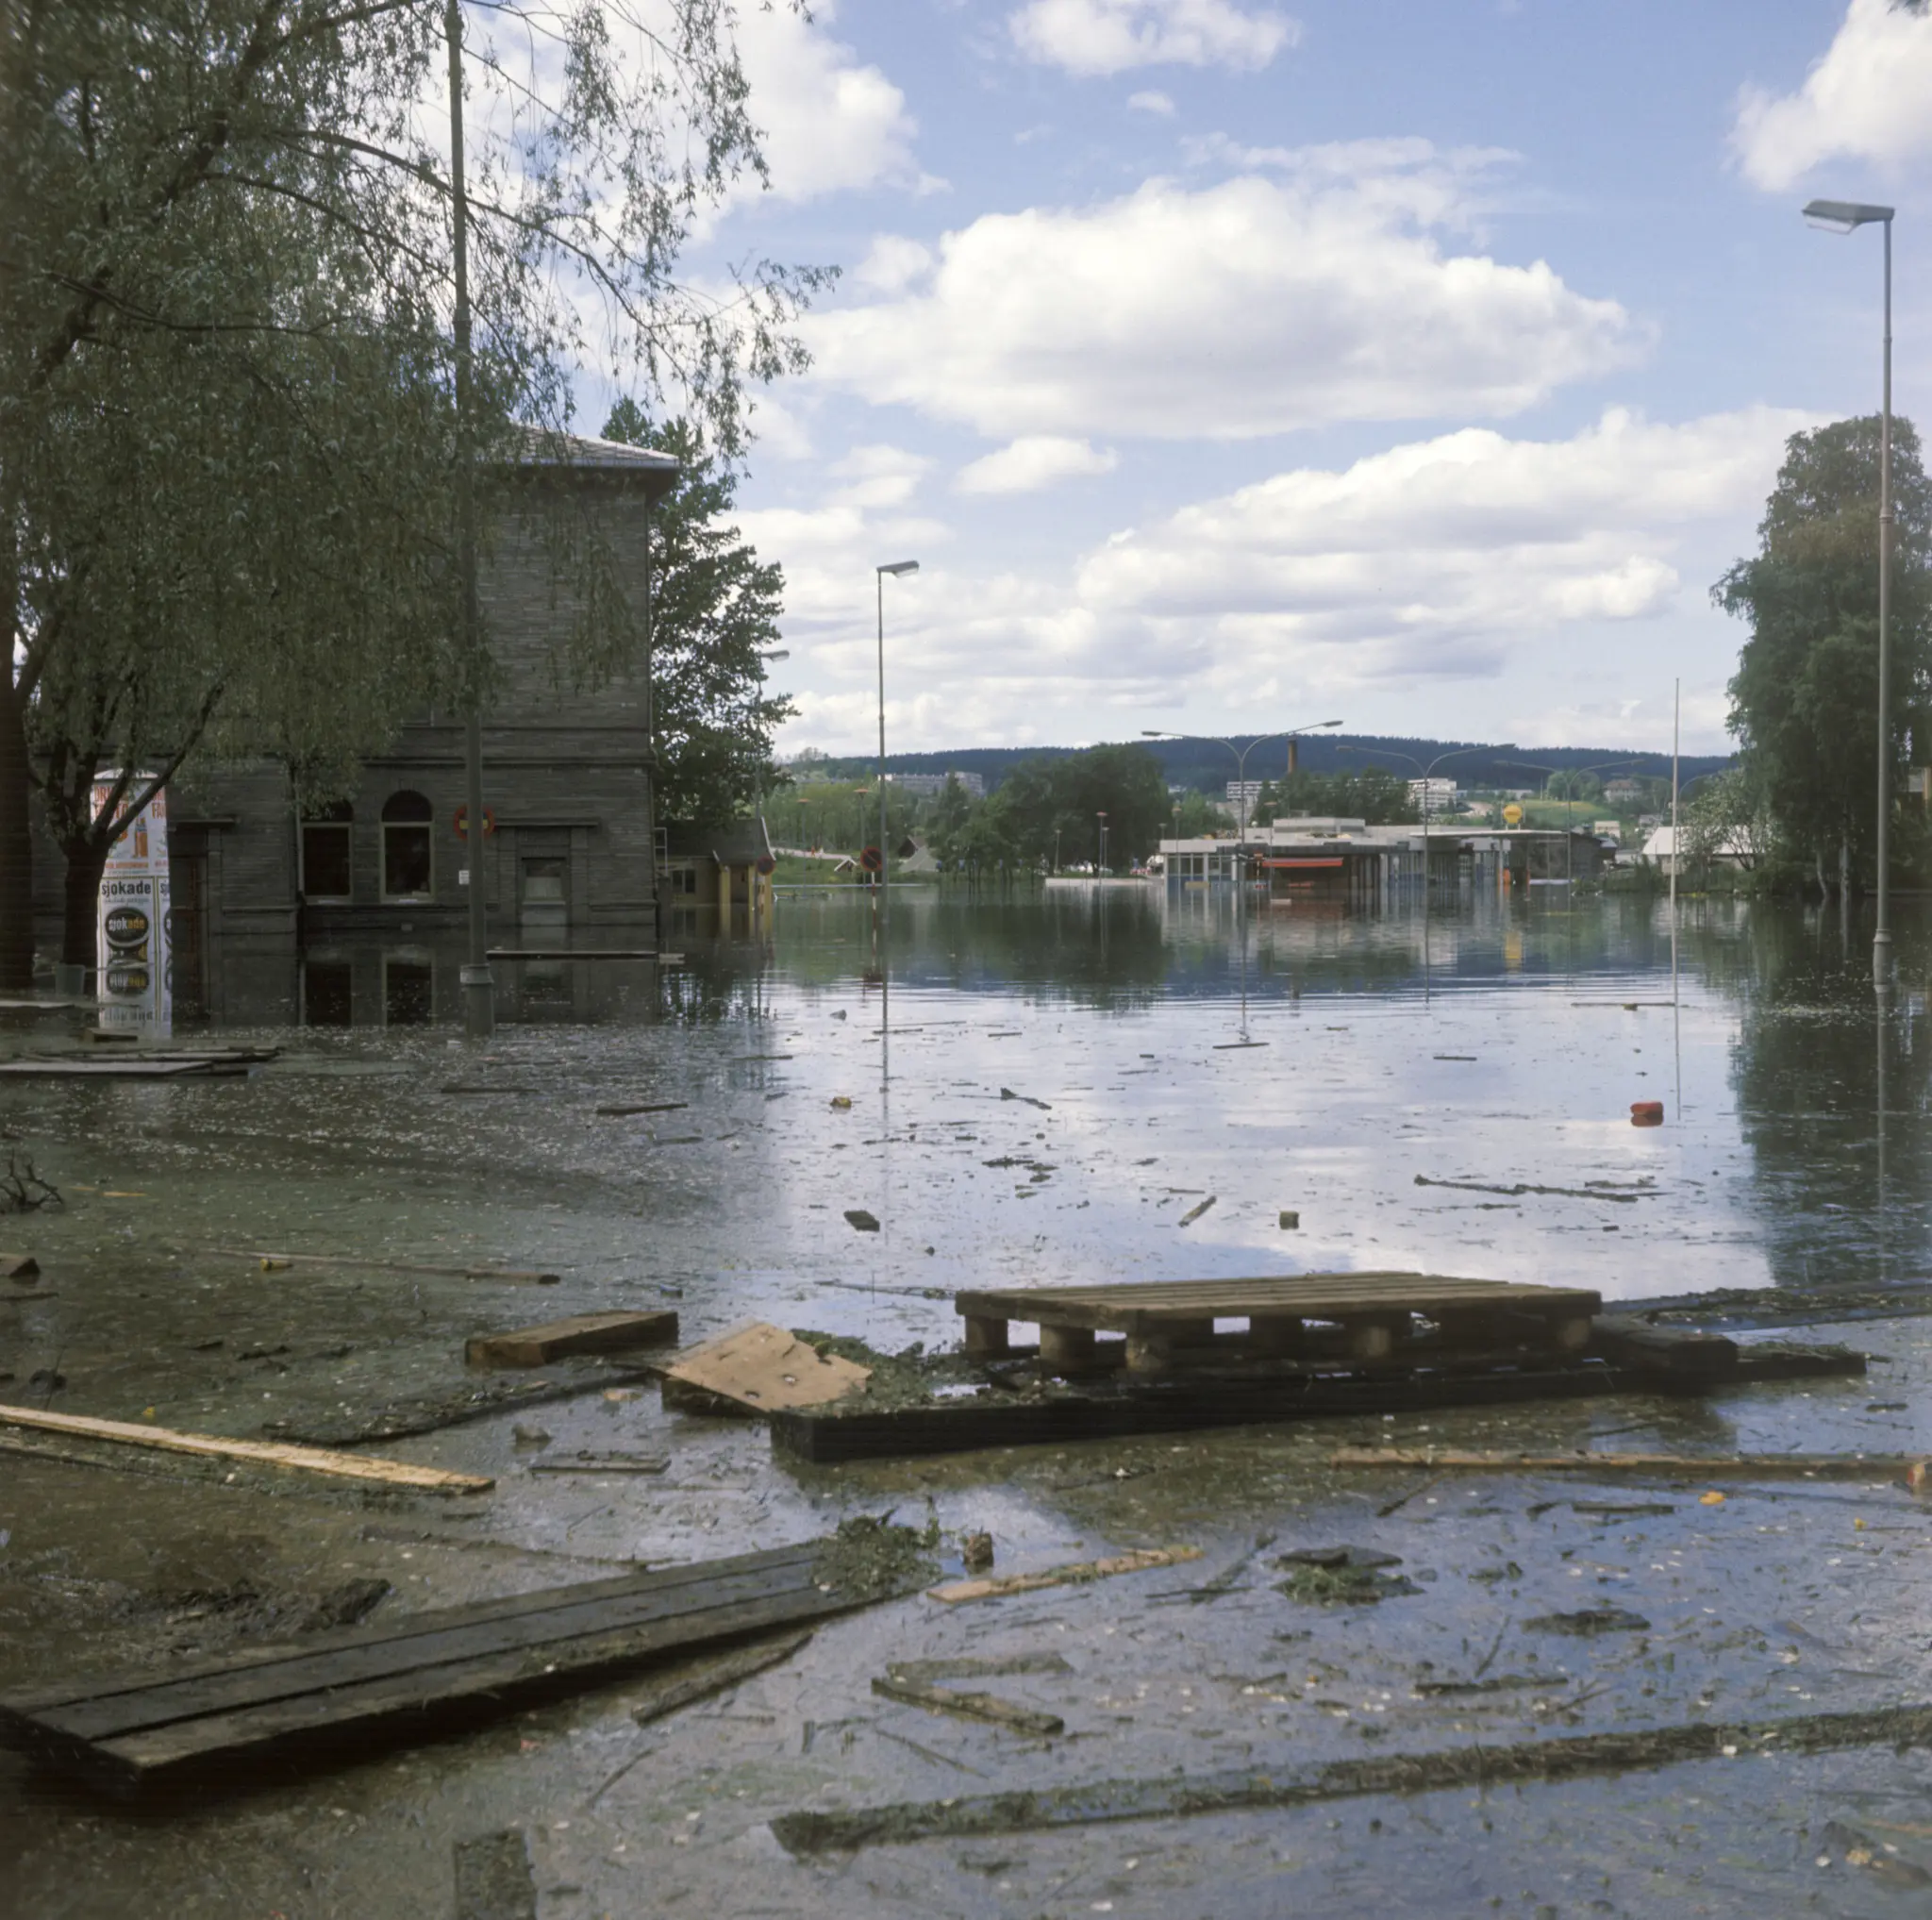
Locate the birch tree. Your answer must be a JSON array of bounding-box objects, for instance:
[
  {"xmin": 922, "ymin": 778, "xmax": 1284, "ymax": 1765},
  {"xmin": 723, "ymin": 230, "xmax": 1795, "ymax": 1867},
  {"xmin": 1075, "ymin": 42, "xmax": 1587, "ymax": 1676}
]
[{"xmin": 1, "ymin": 0, "xmax": 822, "ymax": 981}]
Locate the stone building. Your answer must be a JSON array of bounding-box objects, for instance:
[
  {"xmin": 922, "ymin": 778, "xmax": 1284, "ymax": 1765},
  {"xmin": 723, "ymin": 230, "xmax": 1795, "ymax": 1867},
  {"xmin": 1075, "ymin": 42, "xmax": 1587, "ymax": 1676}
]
[{"xmin": 36, "ymin": 430, "xmax": 685, "ymax": 1026}]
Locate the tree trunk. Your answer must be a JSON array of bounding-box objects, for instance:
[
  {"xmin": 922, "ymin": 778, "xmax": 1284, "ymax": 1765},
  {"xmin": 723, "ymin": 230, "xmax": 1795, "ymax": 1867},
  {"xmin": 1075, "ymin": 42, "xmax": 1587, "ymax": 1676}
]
[
  {"xmin": 0, "ymin": 677, "xmax": 37, "ymax": 990},
  {"xmin": 1839, "ymin": 836, "xmax": 1851, "ymax": 901},
  {"xmin": 58, "ymin": 835, "xmax": 109, "ymax": 971},
  {"xmin": 1815, "ymin": 851, "xmax": 1829, "ymax": 902}
]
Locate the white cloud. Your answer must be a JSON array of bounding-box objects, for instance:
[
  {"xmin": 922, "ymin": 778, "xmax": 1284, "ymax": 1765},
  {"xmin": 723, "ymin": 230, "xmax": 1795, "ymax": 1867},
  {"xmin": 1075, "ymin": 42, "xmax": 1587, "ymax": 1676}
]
[
  {"xmin": 733, "ymin": 0, "xmax": 925, "ymax": 203},
  {"xmin": 1009, "ymin": 0, "xmax": 1299, "ymax": 76},
  {"xmin": 1732, "ymin": 0, "xmax": 1932, "ymax": 190},
  {"xmin": 1126, "ymin": 90, "xmax": 1176, "ymax": 115},
  {"xmin": 757, "ymin": 408, "xmax": 1810, "ymax": 753},
  {"xmin": 827, "ymin": 443, "xmax": 932, "ymax": 509},
  {"xmin": 957, "ymin": 436, "xmax": 1120, "ymax": 493},
  {"xmin": 1075, "ymin": 406, "xmax": 1812, "ymax": 681},
  {"xmin": 853, "ymin": 236, "xmax": 936, "ymax": 294},
  {"xmin": 803, "ymin": 147, "xmax": 1639, "ymax": 441}
]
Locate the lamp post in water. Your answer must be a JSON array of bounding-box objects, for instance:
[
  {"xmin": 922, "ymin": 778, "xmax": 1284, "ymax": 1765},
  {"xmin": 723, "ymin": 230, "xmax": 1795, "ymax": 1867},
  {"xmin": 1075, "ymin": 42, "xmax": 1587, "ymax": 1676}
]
[
  {"xmin": 1803, "ymin": 196, "xmax": 1896, "ymax": 983},
  {"xmin": 873, "ymin": 559, "xmax": 917, "ymax": 1038}
]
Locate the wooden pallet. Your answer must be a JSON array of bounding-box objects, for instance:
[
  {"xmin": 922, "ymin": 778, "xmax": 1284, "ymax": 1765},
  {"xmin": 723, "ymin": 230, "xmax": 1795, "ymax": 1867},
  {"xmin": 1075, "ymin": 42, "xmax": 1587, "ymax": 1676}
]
[
  {"xmin": 957, "ymin": 1273, "xmax": 1604, "ymax": 1376},
  {"xmin": 0, "ymin": 1538, "xmax": 908, "ymax": 1798},
  {"xmin": 770, "ymin": 1341, "xmax": 1865, "ymax": 1465}
]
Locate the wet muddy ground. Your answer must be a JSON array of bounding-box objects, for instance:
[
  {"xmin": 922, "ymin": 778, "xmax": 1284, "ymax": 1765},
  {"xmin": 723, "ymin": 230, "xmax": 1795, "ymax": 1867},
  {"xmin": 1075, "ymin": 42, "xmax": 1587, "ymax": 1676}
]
[{"xmin": 2, "ymin": 888, "xmax": 1930, "ymax": 1916}]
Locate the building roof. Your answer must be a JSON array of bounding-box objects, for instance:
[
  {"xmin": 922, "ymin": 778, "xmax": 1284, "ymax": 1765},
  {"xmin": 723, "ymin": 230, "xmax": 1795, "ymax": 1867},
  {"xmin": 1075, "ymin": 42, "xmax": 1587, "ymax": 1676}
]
[{"xmin": 504, "ymin": 425, "xmax": 682, "ymax": 499}]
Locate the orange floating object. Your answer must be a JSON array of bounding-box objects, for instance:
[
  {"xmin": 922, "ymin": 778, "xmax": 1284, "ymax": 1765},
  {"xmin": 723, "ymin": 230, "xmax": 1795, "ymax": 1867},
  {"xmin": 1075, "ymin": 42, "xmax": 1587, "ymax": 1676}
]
[{"xmin": 1630, "ymin": 1100, "xmax": 1664, "ymax": 1127}]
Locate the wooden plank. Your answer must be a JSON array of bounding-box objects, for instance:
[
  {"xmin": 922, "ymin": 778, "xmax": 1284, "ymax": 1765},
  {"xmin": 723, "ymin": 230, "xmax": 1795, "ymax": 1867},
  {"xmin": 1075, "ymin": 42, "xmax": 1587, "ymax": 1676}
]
[
  {"xmin": 0, "ymin": 1058, "xmax": 228, "ymax": 1079},
  {"xmin": 928, "ymin": 1546, "xmax": 1200, "ymax": 1605},
  {"xmin": 0, "ymin": 1403, "xmax": 491, "ymax": 1494},
  {"xmin": 207, "ymin": 1246, "xmax": 561, "ymax": 1284},
  {"xmin": 0, "ymin": 1544, "xmax": 824, "ymax": 1718},
  {"xmin": 871, "ymin": 1676, "xmax": 1063, "ymax": 1736},
  {"xmin": 92, "ymin": 1584, "xmax": 854, "ymax": 1787},
  {"xmin": 1587, "ymin": 1315, "xmax": 1738, "ymax": 1375},
  {"xmin": 42, "ymin": 1561, "xmax": 820, "ymax": 1743},
  {"xmin": 769, "ymin": 1702, "xmax": 1932, "ymax": 1857},
  {"xmin": 660, "ymin": 1322, "xmax": 870, "ymax": 1414},
  {"xmin": 629, "ymin": 1629, "xmax": 815, "ymax": 1728},
  {"xmin": 770, "ymin": 1344, "xmax": 1867, "ymax": 1464},
  {"xmin": 1328, "ymin": 1448, "xmax": 1916, "ymax": 1480},
  {"xmin": 466, "ymin": 1311, "xmax": 679, "ymax": 1369},
  {"xmin": 0, "ymin": 1540, "xmax": 905, "ymax": 1795}
]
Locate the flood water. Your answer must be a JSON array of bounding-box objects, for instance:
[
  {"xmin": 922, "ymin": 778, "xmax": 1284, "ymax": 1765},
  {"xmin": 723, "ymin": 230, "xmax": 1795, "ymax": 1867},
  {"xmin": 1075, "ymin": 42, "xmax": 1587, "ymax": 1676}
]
[
  {"xmin": 22, "ymin": 880, "xmax": 1922, "ymax": 1326},
  {"xmin": 2, "ymin": 883, "xmax": 1930, "ymax": 1919}
]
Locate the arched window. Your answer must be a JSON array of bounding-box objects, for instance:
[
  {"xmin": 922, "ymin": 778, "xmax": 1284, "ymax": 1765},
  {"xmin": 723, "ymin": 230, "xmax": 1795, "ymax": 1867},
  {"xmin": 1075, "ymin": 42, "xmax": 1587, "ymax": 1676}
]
[
  {"xmin": 300, "ymin": 800, "xmax": 354, "ymax": 902},
  {"xmin": 381, "ymin": 791, "xmax": 434, "ymax": 900}
]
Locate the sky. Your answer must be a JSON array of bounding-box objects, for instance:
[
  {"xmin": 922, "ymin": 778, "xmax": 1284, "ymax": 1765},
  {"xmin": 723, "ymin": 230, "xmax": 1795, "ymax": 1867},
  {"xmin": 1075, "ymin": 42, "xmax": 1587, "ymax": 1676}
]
[{"xmin": 649, "ymin": 0, "xmax": 1932, "ymax": 760}]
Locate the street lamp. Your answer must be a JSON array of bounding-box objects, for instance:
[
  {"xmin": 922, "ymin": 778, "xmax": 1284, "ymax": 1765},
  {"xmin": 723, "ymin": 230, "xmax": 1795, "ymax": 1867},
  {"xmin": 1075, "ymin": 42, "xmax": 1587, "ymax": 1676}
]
[
  {"xmin": 874, "ymin": 560, "xmax": 917, "ymax": 1034},
  {"xmin": 1144, "ymin": 723, "xmax": 1343, "ymax": 843},
  {"xmin": 1096, "ymin": 811, "xmax": 1108, "ymax": 874},
  {"xmin": 1804, "ymin": 196, "xmax": 1896, "ymax": 982}
]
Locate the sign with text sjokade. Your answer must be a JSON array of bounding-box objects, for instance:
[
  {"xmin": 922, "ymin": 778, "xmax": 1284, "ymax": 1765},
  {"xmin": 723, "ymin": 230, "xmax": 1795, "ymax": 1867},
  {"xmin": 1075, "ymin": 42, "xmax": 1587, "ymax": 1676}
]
[{"xmin": 93, "ymin": 774, "xmax": 171, "ymax": 1034}]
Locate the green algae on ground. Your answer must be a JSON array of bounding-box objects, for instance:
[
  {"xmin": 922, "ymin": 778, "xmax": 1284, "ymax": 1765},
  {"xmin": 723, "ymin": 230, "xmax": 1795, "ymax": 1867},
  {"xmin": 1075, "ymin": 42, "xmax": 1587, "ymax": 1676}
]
[{"xmin": 810, "ymin": 1513, "xmax": 941, "ymax": 1600}]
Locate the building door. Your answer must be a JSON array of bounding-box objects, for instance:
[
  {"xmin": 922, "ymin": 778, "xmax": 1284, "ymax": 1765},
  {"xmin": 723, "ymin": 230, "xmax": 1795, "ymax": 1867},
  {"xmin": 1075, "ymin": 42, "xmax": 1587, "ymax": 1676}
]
[{"xmin": 170, "ymin": 831, "xmax": 208, "ymax": 1017}]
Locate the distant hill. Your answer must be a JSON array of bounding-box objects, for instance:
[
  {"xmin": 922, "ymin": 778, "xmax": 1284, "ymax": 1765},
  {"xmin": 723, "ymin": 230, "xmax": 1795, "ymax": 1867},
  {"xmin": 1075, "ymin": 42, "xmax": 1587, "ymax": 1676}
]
[{"xmin": 784, "ymin": 735, "xmax": 1730, "ymax": 796}]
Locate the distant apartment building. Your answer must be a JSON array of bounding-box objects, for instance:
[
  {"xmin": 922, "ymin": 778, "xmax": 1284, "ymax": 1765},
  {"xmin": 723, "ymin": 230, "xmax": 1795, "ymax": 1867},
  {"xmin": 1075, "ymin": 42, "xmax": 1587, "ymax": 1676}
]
[
  {"xmin": 888, "ymin": 771, "xmax": 986, "ymax": 799},
  {"xmin": 1407, "ymin": 778, "xmax": 1458, "ymax": 810},
  {"xmin": 1603, "ymin": 778, "xmax": 1646, "ymax": 805},
  {"xmin": 1225, "ymin": 780, "xmax": 1267, "ymax": 808}
]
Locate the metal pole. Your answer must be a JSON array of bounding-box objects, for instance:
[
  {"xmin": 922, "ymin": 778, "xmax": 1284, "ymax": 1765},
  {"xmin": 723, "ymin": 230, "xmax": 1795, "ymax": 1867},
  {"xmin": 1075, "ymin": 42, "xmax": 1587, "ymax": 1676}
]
[
  {"xmin": 1671, "ymin": 678, "xmax": 1680, "ymax": 1009},
  {"xmin": 1874, "ymin": 214, "xmax": 1894, "ymax": 981},
  {"xmin": 876, "ymin": 569, "xmax": 888, "ymax": 1031},
  {"xmin": 446, "ymin": 0, "xmax": 491, "ymax": 1040}
]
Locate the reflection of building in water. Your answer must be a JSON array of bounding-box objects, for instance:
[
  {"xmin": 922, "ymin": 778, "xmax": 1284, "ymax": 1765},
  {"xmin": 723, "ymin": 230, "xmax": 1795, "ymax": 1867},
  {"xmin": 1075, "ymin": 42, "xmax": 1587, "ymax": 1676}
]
[
  {"xmin": 33, "ymin": 432, "xmax": 683, "ymax": 1024},
  {"xmin": 1157, "ymin": 816, "xmax": 1612, "ymax": 904}
]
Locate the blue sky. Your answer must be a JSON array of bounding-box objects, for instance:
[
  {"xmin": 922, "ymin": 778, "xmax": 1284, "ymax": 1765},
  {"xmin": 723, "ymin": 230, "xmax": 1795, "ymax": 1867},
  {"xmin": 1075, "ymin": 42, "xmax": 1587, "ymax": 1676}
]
[{"xmin": 664, "ymin": 0, "xmax": 1931, "ymax": 758}]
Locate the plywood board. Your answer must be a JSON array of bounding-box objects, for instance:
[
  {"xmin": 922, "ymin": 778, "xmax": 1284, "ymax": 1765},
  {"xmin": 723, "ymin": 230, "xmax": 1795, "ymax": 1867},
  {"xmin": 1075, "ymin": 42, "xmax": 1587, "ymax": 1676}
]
[{"xmin": 661, "ymin": 1322, "xmax": 869, "ymax": 1414}]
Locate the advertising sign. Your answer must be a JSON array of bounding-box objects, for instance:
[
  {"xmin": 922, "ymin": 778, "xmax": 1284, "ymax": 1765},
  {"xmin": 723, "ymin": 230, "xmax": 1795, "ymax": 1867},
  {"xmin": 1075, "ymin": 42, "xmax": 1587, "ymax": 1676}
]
[{"xmin": 94, "ymin": 773, "xmax": 171, "ymax": 1035}]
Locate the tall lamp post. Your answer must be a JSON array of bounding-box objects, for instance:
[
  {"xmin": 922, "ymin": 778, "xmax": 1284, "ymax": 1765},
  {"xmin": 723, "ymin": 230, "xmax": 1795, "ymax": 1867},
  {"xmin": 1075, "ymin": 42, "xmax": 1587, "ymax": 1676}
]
[
  {"xmin": 445, "ymin": 0, "xmax": 493, "ymax": 1039},
  {"xmin": 1804, "ymin": 197, "xmax": 1896, "ymax": 983},
  {"xmin": 874, "ymin": 560, "xmax": 917, "ymax": 1028}
]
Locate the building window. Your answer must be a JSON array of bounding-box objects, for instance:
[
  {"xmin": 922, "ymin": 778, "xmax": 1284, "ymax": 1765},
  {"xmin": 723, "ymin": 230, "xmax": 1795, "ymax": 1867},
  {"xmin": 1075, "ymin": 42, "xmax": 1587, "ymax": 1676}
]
[
  {"xmin": 300, "ymin": 801, "xmax": 353, "ymax": 901},
  {"xmin": 381, "ymin": 790, "xmax": 433, "ymax": 900}
]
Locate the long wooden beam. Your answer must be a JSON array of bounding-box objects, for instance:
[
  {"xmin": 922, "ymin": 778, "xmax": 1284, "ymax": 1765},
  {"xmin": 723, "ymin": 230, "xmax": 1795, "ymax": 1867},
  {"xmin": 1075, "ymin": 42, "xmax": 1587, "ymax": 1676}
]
[
  {"xmin": 0, "ymin": 1403, "xmax": 493, "ymax": 1494},
  {"xmin": 1329, "ymin": 1447, "xmax": 1920, "ymax": 1482}
]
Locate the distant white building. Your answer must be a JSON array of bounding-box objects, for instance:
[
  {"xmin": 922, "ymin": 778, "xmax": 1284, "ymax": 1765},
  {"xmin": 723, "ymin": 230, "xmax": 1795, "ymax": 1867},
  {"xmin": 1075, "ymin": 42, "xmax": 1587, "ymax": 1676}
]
[
  {"xmin": 1640, "ymin": 826, "xmax": 1754, "ymax": 873},
  {"xmin": 1225, "ymin": 779, "xmax": 1267, "ymax": 808},
  {"xmin": 887, "ymin": 771, "xmax": 985, "ymax": 799},
  {"xmin": 1407, "ymin": 778, "xmax": 1458, "ymax": 810}
]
